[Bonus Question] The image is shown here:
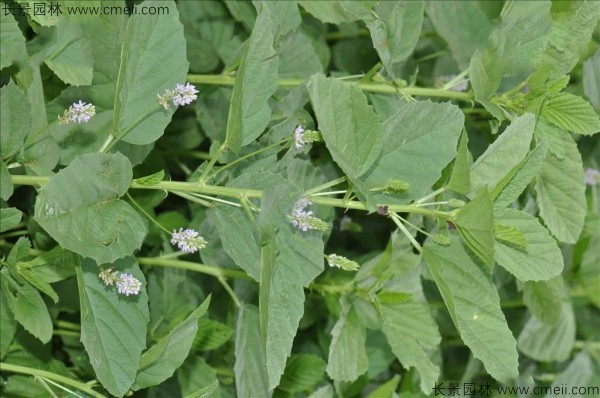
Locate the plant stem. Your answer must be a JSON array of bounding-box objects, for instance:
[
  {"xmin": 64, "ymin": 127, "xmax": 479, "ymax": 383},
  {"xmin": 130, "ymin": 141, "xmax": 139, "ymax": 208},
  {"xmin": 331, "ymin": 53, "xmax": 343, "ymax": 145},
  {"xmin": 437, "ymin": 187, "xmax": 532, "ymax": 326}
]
[
  {"xmin": 304, "ymin": 176, "xmax": 348, "ymax": 195},
  {"xmin": 0, "ymin": 363, "xmax": 106, "ymax": 398},
  {"xmin": 390, "ymin": 213, "xmax": 423, "ymax": 254},
  {"xmin": 218, "ymin": 276, "xmax": 241, "ymax": 308},
  {"xmin": 126, "ymin": 193, "xmax": 170, "ymax": 233},
  {"xmin": 187, "ymin": 74, "xmax": 473, "ymax": 102},
  {"xmin": 198, "ymin": 142, "xmax": 227, "ymax": 183},
  {"xmin": 137, "ymin": 257, "xmax": 252, "ymax": 281}
]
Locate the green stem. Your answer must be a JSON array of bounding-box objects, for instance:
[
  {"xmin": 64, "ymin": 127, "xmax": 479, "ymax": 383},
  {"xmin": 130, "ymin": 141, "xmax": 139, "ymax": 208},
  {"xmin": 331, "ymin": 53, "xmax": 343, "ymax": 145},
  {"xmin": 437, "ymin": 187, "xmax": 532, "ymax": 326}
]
[
  {"xmin": 304, "ymin": 176, "xmax": 348, "ymax": 195},
  {"xmin": 0, "ymin": 363, "xmax": 106, "ymax": 398},
  {"xmin": 198, "ymin": 142, "xmax": 227, "ymax": 183},
  {"xmin": 390, "ymin": 213, "xmax": 423, "ymax": 254},
  {"xmin": 187, "ymin": 74, "xmax": 473, "ymax": 102},
  {"xmin": 171, "ymin": 191, "xmax": 215, "ymax": 208},
  {"xmin": 53, "ymin": 330, "xmax": 81, "ymax": 339},
  {"xmin": 218, "ymin": 276, "xmax": 241, "ymax": 308},
  {"xmin": 137, "ymin": 257, "xmax": 252, "ymax": 281},
  {"xmin": 126, "ymin": 193, "xmax": 170, "ymax": 234},
  {"xmin": 158, "ymin": 150, "xmax": 212, "ymax": 160}
]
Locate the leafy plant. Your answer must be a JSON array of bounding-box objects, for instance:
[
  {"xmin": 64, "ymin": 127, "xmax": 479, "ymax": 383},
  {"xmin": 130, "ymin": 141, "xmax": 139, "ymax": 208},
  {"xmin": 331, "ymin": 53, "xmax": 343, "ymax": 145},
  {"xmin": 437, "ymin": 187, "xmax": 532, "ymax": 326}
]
[{"xmin": 1, "ymin": 1, "xmax": 599, "ymax": 397}]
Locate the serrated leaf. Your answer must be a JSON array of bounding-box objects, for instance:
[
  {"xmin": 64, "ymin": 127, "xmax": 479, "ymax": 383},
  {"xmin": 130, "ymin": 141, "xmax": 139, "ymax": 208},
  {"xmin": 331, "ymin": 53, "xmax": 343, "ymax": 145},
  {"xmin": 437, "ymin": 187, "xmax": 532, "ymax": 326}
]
[
  {"xmin": 0, "ymin": 12, "xmax": 27, "ymax": 69},
  {"xmin": 234, "ymin": 304, "xmax": 271, "ymax": 398},
  {"xmin": 298, "ymin": 1, "xmax": 360, "ymax": 24},
  {"xmin": 494, "ymin": 208, "xmax": 562, "ymax": 282},
  {"xmin": 6, "ymin": 237, "xmax": 31, "ymax": 267},
  {"xmin": 277, "ymin": 29, "xmax": 324, "ymax": 79},
  {"xmin": 34, "ymin": 153, "xmax": 146, "ymax": 265},
  {"xmin": 366, "ymin": 375, "xmax": 400, "ymax": 398},
  {"xmin": 326, "ymin": 298, "xmax": 368, "ymax": 382},
  {"xmin": 280, "ymin": 354, "xmax": 327, "ymax": 393},
  {"xmin": 583, "ymin": 48, "xmax": 600, "ymax": 110},
  {"xmin": 77, "ymin": 257, "xmax": 149, "ymax": 397},
  {"xmin": 379, "ymin": 301, "xmax": 441, "ymax": 393},
  {"xmin": 133, "ymin": 170, "xmax": 164, "ymax": 186},
  {"xmin": 362, "ymin": 100, "xmax": 464, "ymax": 204},
  {"xmin": 133, "ymin": 296, "xmax": 210, "ymax": 390},
  {"xmin": 494, "ymin": 223, "xmax": 527, "ymax": 251},
  {"xmin": 535, "ymin": 134, "xmax": 586, "ymax": 243},
  {"xmin": 455, "ymin": 189, "xmax": 495, "ymax": 271},
  {"xmin": 423, "ymin": 235, "xmax": 519, "ymax": 382},
  {"xmin": 541, "ymin": 92, "xmax": 600, "ymax": 136},
  {"xmin": 534, "ymin": 118, "xmax": 567, "ymax": 159},
  {"xmin": 517, "ymin": 302, "xmax": 575, "ymax": 362},
  {"xmin": 44, "ymin": 19, "xmax": 93, "ymax": 86},
  {"xmin": 0, "ymin": 208, "xmax": 22, "ymax": 233},
  {"xmin": 192, "ymin": 317, "xmax": 233, "ymax": 351},
  {"xmin": 448, "ymin": 130, "xmax": 472, "ymax": 195},
  {"xmin": 259, "ymin": 1, "xmax": 302, "ymax": 36},
  {"xmin": 493, "ymin": 141, "xmax": 548, "ymax": 207},
  {"xmin": 471, "ymin": 114, "xmax": 535, "ymax": 195},
  {"xmin": 0, "ymin": 285, "xmax": 17, "ymax": 358},
  {"xmin": 113, "ymin": 0, "xmax": 188, "ymax": 145},
  {"xmin": 225, "ymin": 7, "xmax": 278, "ymax": 153},
  {"xmin": 523, "ymin": 277, "xmax": 565, "ymax": 325},
  {"xmin": 0, "ymin": 161, "xmax": 12, "ymax": 201},
  {"xmin": 18, "ymin": 268, "xmax": 58, "ymax": 303},
  {"xmin": 1, "ymin": 80, "xmax": 31, "ymax": 160}
]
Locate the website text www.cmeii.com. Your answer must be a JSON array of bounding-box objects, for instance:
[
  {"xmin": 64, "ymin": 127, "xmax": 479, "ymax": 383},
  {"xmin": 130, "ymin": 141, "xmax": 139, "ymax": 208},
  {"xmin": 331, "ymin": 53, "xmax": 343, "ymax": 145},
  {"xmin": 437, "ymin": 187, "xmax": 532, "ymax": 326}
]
[
  {"xmin": 3, "ymin": 2, "xmax": 169, "ymax": 17},
  {"xmin": 433, "ymin": 382, "xmax": 599, "ymax": 396}
]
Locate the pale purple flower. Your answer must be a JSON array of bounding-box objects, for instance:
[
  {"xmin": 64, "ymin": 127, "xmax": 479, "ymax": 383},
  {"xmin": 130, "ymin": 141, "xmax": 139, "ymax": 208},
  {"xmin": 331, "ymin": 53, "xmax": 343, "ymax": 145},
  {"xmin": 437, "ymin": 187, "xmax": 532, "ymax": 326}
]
[
  {"xmin": 172, "ymin": 83, "xmax": 199, "ymax": 107},
  {"xmin": 294, "ymin": 125, "xmax": 306, "ymax": 149},
  {"xmin": 171, "ymin": 228, "xmax": 207, "ymax": 253},
  {"xmin": 58, "ymin": 100, "xmax": 96, "ymax": 125},
  {"xmin": 116, "ymin": 273, "xmax": 142, "ymax": 296},
  {"xmin": 584, "ymin": 168, "xmax": 599, "ymax": 186},
  {"xmin": 290, "ymin": 198, "xmax": 328, "ymax": 232}
]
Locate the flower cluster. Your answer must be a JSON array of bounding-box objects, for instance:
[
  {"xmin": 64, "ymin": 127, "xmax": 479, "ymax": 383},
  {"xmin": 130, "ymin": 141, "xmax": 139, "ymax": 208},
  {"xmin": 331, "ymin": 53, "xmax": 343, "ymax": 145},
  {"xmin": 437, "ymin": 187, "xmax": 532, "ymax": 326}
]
[
  {"xmin": 171, "ymin": 228, "xmax": 207, "ymax": 253},
  {"xmin": 291, "ymin": 198, "xmax": 329, "ymax": 232},
  {"xmin": 58, "ymin": 100, "xmax": 96, "ymax": 125},
  {"xmin": 327, "ymin": 254, "xmax": 360, "ymax": 271},
  {"xmin": 584, "ymin": 168, "xmax": 599, "ymax": 186},
  {"xmin": 383, "ymin": 179, "xmax": 410, "ymax": 194},
  {"xmin": 293, "ymin": 125, "xmax": 322, "ymax": 149},
  {"xmin": 98, "ymin": 267, "xmax": 142, "ymax": 296},
  {"xmin": 157, "ymin": 83, "xmax": 199, "ymax": 109}
]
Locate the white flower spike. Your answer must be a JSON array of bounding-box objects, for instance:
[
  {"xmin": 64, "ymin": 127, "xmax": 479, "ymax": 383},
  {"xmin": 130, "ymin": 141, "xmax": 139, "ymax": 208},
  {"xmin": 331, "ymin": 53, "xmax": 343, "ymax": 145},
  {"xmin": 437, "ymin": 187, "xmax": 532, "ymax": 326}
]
[
  {"xmin": 171, "ymin": 228, "xmax": 207, "ymax": 253},
  {"xmin": 58, "ymin": 100, "xmax": 96, "ymax": 125}
]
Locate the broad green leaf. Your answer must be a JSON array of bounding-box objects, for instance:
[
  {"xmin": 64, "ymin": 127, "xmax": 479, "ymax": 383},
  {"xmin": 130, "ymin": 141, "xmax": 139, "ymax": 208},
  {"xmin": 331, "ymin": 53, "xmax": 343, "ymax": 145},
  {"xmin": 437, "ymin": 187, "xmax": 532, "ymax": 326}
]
[
  {"xmin": 18, "ymin": 267, "xmax": 58, "ymax": 303},
  {"xmin": 0, "ymin": 12, "xmax": 27, "ymax": 69},
  {"xmin": 455, "ymin": 189, "xmax": 495, "ymax": 271},
  {"xmin": 77, "ymin": 257, "xmax": 149, "ymax": 397},
  {"xmin": 192, "ymin": 317, "xmax": 233, "ymax": 351},
  {"xmin": 258, "ymin": 0, "xmax": 302, "ymax": 36},
  {"xmin": 234, "ymin": 304, "xmax": 271, "ymax": 398},
  {"xmin": 34, "ymin": 153, "xmax": 146, "ymax": 265},
  {"xmin": 0, "ymin": 162, "xmax": 12, "ymax": 201},
  {"xmin": 225, "ymin": 7, "xmax": 278, "ymax": 153},
  {"xmin": 448, "ymin": 130, "xmax": 472, "ymax": 195},
  {"xmin": 225, "ymin": 0, "xmax": 256, "ymax": 31},
  {"xmin": 365, "ymin": 1, "xmax": 424, "ymax": 76},
  {"xmin": 0, "ymin": 286, "xmax": 17, "ymax": 358},
  {"xmin": 423, "ymin": 235, "xmax": 519, "ymax": 382},
  {"xmin": 545, "ymin": 352, "xmax": 596, "ymax": 398},
  {"xmin": 361, "ymin": 100, "xmax": 464, "ymax": 204},
  {"xmin": 583, "ymin": 48, "xmax": 600, "ymax": 110},
  {"xmin": 307, "ymin": 74, "xmax": 383, "ymax": 179},
  {"xmin": 6, "ymin": 237, "xmax": 30, "ymax": 267},
  {"xmin": 366, "ymin": 375, "xmax": 400, "ymax": 398},
  {"xmin": 277, "ymin": 29, "xmax": 325, "ymax": 79},
  {"xmin": 523, "ymin": 277, "xmax": 565, "ymax": 325},
  {"xmin": 425, "ymin": 1, "xmax": 491, "ymax": 69},
  {"xmin": 178, "ymin": 355, "xmax": 221, "ymax": 397},
  {"xmin": 44, "ymin": 19, "xmax": 93, "ymax": 86},
  {"xmin": 212, "ymin": 206, "xmax": 260, "ymax": 281},
  {"xmin": 541, "ymin": 92, "xmax": 600, "ymax": 136},
  {"xmin": 471, "ymin": 114, "xmax": 535, "ymax": 195},
  {"xmin": 493, "ymin": 223, "xmax": 527, "ymax": 251},
  {"xmin": 113, "ymin": 0, "xmax": 188, "ymax": 145},
  {"xmin": 309, "ymin": 385, "xmax": 335, "ymax": 398},
  {"xmin": 535, "ymin": 134, "xmax": 586, "ymax": 243},
  {"xmin": 0, "ymin": 208, "xmax": 22, "ymax": 233},
  {"xmin": 133, "ymin": 170, "xmax": 164, "ymax": 186},
  {"xmin": 517, "ymin": 302, "xmax": 575, "ymax": 362},
  {"xmin": 298, "ymin": 1, "xmax": 360, "ymax": 24},
  {"xmin": 379, "ymin": 301, "xmax": 441, "ymax": 393},
  {"xmin": 280, "ymin": 354, "xmax": 327, "ymax": 394},
  {"xmin": 0, "ymin": 268, "xmax": 53, "ymax": 344},
  {"xmin": 326, "ymin": 298, "xmax": 368, "ymax": 382},
  {"xmin": 494, "ymin": 208, "xmax": 562, "ymax": 282},
  {"xmin": 1, "ymin": 80, "xmax": 31, "ymax": 160},
  {"xmin": 259, "ymin": 180, "xmax": 325, "ymax": 388},
  {"xmin": 493, "ymin": 141, "xmax": 548, "ymax": 207},
  {"xmin": 535, "ymin": 118, "xmax": 566, "ymax": 159},
  {"xmin": 133, "ymin": 296, "xmax": 210, "ymax": 390}
]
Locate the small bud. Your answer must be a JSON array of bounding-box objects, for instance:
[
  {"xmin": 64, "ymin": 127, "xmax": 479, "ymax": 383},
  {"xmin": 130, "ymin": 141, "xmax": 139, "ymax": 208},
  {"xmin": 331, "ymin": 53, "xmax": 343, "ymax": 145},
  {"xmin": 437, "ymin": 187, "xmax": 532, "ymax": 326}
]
[
  {"xmin": 448, "ymin": 198, "xmax": 466, "ymax": 208},
  {"xmin": 384, "ymin": 179, "xmax": 409, "ymax": 194},
  {"xmin": 171, "ymin": 228, "xmax": 207, "ymax": 253},
  {"xmin": 431, "ymin": 234, "xmax": 450, "ymax": 246},
  {"xmin": 327, "ymin": 254, "xmax": 360, "ymax": 271}
]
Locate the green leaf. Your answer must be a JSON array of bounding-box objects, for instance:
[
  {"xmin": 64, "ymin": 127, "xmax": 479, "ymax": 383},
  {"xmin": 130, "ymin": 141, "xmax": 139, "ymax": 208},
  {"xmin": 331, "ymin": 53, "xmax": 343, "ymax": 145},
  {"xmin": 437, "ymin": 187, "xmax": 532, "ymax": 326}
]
[
  {"xmin": 493, "ymin": 141, "xmax": 548, "ymax": 207},
  {"xmin": 455, "ymin": 189, "xmax": 495, "ymax": 271},
  {"xmin": 298, "ymin": 1, "xmax": 360, "ymax": 24},
  {"xmin": 18, "ymin": 268, "xmax": 58, "ymax": 303},
  {"xmin": 17, "ymin": 245, "xmax": 77, "ymax": 284},
  {"xmin": 379, "ymin": 301, "xmax": 441, "ymax": 393},
  {"xmin": 534, "ymin": 118, "xmax": 567, "ymax": 159},
  {"xmin": 133, "ymin": 170, "xmax": 164, "ymax": 186},
  {"xmin": 0, "ymin": 208, "xmax": 22, "ymax": 233},
  {"xmin": 77, "ymin": 257, "xmax": 149, "ymax": 397},
  {"xmin": 494, "ymin": 208, "xmax": 563, "ymax": 282},
  {"xmin": 44, "ymin": 19, "xmax": 93, "ymax": 86},
  {"xmin": 366, "ymin": 375, "xmax": 400, "ymax": 398},
  {"xmin": 280, "ymin": 354, "xmax": 327, "ymax": 393},
  {"xmin": 0, "ymin": 161, "xmax": 12, "ymax": 201},
  {"xmin": 6, "ymin": 237, "xmax": 31, "ymax": 268},
  {"xmin": 494, "ymin": 223, "xmax": 527, "ymax": 251},
  {"xmin": 225, "ymin": 7, "xmax": 278, "ymax": 154},
  {"xmin": 0, "ymin": 12, "xmax": 27, "ymax": 69},
  {"xmin": 326, "ymin": 297, "xmax": 368, "ymax": 382},
  {"xmin": 0, "ymin": 269, "xmax": 53, "ymax": 344},
  {"xmin": 361, "ymin": 100, "xmax": 464, "ymax": 204},
  {"xmin": 423, "ymin": 235, "xmax": 519, "ymax": 382},
  {"xmin": 365, "ymin": 1, "xmax": 424, "ymax": 76},
  {"xmin": 535, "ymin": 134, "xmax": 586, "ymax": 243},
  {"xmin": 192, "ymin": 317, "xmax": 233, "ymax": 351},
  {"xmin": 277, "ymin": 29, "xmax": 325, "ymax": 79},
  {"xmin": 448, "ymin": 130, "xmax": 472, "ymax": 195},
  {"xmin": 583, "ymin": 48, "xmax": 600, "ymax": 110},
  {"xmin": 307, "ymin": 74, "xmax": 383, "ymax": 179},
  {"xmin": 212, "ymin": 206, "xmax": 260, "ymax": 281},
  {"xmin": 523, "ymin": 277, "xmax": 565, "ymax": 325},
  {"xmin": 471, "ymin": 114, "xmax": 535, "ymax": 195},
  {"xmin": 1, "ymin": 80, "xmax": 31, "ymax": 160},
  {"xmin": 425, "ymin": 1, "xmax": 491, "ymax": 69},
  {"xmin": 541, "ymin": 92, "xmax": 600, "ymax": 136},
  {"xmin": 34, "ymin": 153, "xmax": 146, "ymax": 265},
  {"xmin": 259, "ymin": 1, "xmax": 302, "ymax": 36},
  {"xmin": 133, "ymin": 296, "xmax": 210, "ymax": 390},
  {"xmin": 234, "ymin": 304, "xmax": 270, "ymax": 398},
  {"xmin": 113, "ymin": 0, "xmax": 188, "ymax": 145},
  {"xmin": 0, "ymin": 285, "xmax": 17, "ymax": 358},
  {"xmin": 517, "ymin": 302, "xmax": 575, "ymax": 362},
  {"xmin": 546, "ymin": 352, "xmax": 596, "ymax": 398}
]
